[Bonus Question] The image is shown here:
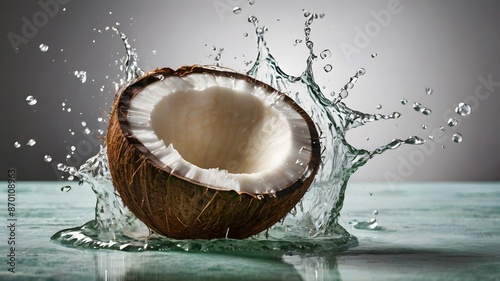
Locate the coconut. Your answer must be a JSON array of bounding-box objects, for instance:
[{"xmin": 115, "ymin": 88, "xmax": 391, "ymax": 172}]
[{"xmin": 106, "ymin": 66, "xmax": 321, "ymax": 239}]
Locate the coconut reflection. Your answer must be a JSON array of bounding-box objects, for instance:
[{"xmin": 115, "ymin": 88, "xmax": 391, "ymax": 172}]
[{"xmin": 93, "ymin": 251, "xmax": 342, "ymax": 281}]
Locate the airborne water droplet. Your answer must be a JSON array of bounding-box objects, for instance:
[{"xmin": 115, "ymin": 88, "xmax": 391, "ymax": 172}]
[
  {"xmin": 357, "ymin": 68, "xmax": 366, "ymax": 76},
  {"xmin": 57, "ymin": 163, "xmax": 66, "ymax": 171},
  {"xmin": 323, "ymin": 64, "xmax": 333, "ymax": 73},
  {"xmin": 61, "ymin": 186, "xmax": 72, "ymax": 192},
  {"xmin": 371, "ymin": 53, "xmax": 378, "ymax": 58},
  {"xmin": 447, "ymin": 117, "xmax": 458, "ymax": 127},
  {"xmin": 422, "ymin": 108, "xmax": 432, "ymax": 115},
  {"xmin": 74, "ymin": 70, "xmax": 87, "ymax": 83},
  {"xmin": 422, "ymin": 125, "xmax": 428, "ymax": 130},
  {"xmin": 455, "ymin": 102, "xmax": 471, "ymax": 116},
  {"xmin": 440, "ymin": 126, "xmax": 446, "ymax": 131},
  {"xmin": 232, "ymin": 7, "xmax": 242, "ymax": 14},
  {"xmin": 248, "ymin": 15, "xmax": 258, "ymax": 24},
  {"xmin": 413, "ymin": 102, "xmax": 422, "ymax": 112},
  {"xmin": 26, "ymin": 95, "xmax": 37, "ymax": 105},
  {"xmin": 373, "ymin": 210, "xmax": 379, "ymax": 216},
  {"xmin": 248, "ymin": 0, "xmax": 255, "ymax": 5},
  {"xmin": 452, "ymin": 133, "xmax": 463, "ymax": 143},
  {"xmin": 14, "ymin": 142, "xmax": 21, "ymax": 148},
  {"xmin": 81, "ymin": 121, "xmax": 87, "ymax": 126},
  {"xmin": 401, "ymin": 98, "xmax": 408, "ymax": 105},
  {"xmin": 320, "ymin": 49, "xmax": 331, "ymax": 59},
  {"xmin": 425, "ymin": 87, "xmax": 433, "ymax": 95},
  {"xmin": 44, "ymin": 155, "xmax": 52, "ymax": 162},
  {"xmin": 84, "ymin": 128, "xmax": 91, "ymax": 134},
  {"xmin": 39, "ymin": 44, "xmax": 49, "ymax": 52},
  {"xmin": 376, "ymin": 104, "xmax": 382, "ymax": 110},
  {"xmin": 27, "ymin": 139, "xmax": 36, "ymax": 146}
]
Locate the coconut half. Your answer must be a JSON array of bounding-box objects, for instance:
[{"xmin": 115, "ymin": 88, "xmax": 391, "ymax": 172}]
[{"xmin": 106, "ymin": 66, "xmax": 321, "ymax": 239}]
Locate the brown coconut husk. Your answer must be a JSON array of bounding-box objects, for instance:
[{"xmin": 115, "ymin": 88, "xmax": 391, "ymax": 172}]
[{"xmin": 106, "ymin": 66, "xmax": 321, "ymax": 239}]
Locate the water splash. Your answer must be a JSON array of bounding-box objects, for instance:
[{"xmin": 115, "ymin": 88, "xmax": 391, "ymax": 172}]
[{"xmin": 51, "ymin": 14, "xmax": 428, "ymax": 253}]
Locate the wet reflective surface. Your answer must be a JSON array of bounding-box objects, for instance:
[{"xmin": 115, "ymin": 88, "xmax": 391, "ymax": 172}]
[{"xmin": 1, "ymin": 181, "xmax": 499, "ymax": 280}]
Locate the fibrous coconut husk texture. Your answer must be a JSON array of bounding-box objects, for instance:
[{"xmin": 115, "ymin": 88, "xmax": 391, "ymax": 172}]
[{"xmin": 106, "ymin": 66, "xmax": 321, "ymax": 239}]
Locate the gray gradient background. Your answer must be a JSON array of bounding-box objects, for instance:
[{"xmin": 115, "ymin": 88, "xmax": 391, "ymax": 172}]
[{"xmin": 1, "ymin": 0, "xmax": 499, "ymax": 182}]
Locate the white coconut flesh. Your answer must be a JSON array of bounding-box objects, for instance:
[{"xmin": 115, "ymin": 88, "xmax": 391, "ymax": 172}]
[{"xmin": 127, "ymin": 73, "xmax": 315, "ymax": 195}]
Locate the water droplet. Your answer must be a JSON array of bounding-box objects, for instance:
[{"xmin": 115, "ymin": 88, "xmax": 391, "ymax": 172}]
[
  {"xmin": 71, "ymin": 146, "xmax": 76, "ymax": 151},
  {"xmin": 57, "ymin": 163, "xmax": 66, "ymax": 171},
  {"xmin": 447, "ymin": 117, "xmax": 458, "ymax": 127},
  {"xmin": 248, "ymin": 15, "xmax": 258, "ymax": 24},
  {"xmin": 376, "ymin": 104, "xmax": 382, "ymax": 110},
  {"xmin": 14, "ymin": 142, "xmax": 21, "ymax": 148},
  {"xmin": 303, "ymin": 11, "xmax": 311, "ymax": 17},
  {"xmin": 152, "ymin": 50, "xmax": 157, "ymax": 55},
  {"xmin": 25, "ymin": 95, "xmax": 37, "ymax": 105},
  {"xmin": 429, "ymin": 135, "xmax": 435, "ymax": 141},
  {"xmin": 39, "ymin": 44, "xmax": 49, "ymax": 52},
  {"xmin": 84, "ymin": 128, "xmax": 91, "ymax": 134},
  {"xmin": 232, "ymin": 7, "xmax": 242, "ymax": 14},
  {"xmin": 320, "ymin": 49, "xmax": 331, "ymax": 59},
  {"xmin": 440, "ymin": 126, "xmax": 446, "ymax": 131},
  {"xmin": 413, "ymin": 102, "xmax": 422, "ymax": 112},
  {"xmin": 323, "ymin": 64, "xmax": 333, "ymax": 73},
  {"xmin": 243, "ymin": 32, "xmax": 248, "ymax": 37},
  {"xmin": 452, "ymin": 133, "xmax": 463, "ymax": 143},
  {"xmin": 61, "ymin": 186, "xmax": 72, "ymax": 192},
  {"xmin": 455, "ymin": 102, "xmax": 471, "ymax": 116},
  {"xmin": 43, "ymin": 155, "xmax": 52, "ymax": 162},
  {"xmin": 369, "ymin": 192, "xmax": 373, "ymax": 196},
  {"xmin": 67, "ymin": 108, "xmax": 72, "ymax": 112},
  {"xmin": 81, "ymin": 121, "xmax": 87, "ymax": 126},
  {"xmin": 373, "ymin": 210, "xmax": 379, "ymax": 216},
  {"xmin": 406, "ymin": 136, "xmax": 426, "ymax": 145},
  {"xmin": 74, "ymin": 70, "xmax": 87, "ymax": 83},
  {"xmin": 319, "ymin": 13, "xmax": 325, "ymax": 19},
  {"xmin": 248, "ymin": 0, "xmax": 255, "ymax": 5},
  {"xmin": 425, "ymin": 87, "xmax": 433, "ymax": 95},
  {"xmin": 27, "ymin": 139, "xmax": 36, "ymax": 146},
  {"xmin": 422, "ymin": 125, "xmax": 428, "ymax": 130},
  {"xmin": 371, "ymin": 53, "xmax": 378, "ymax": 58},
  {"xmin": 422, "ymin": 108, "xmax": 432, "ymax": 115},
  {"xmin": 339, "ymin": 89, "xmax": 349, "ymax": 99},
  {"xmin": 357, "ymin": 68, "xmax": 366, "ymax": 76},
  {"xmin": 401, "ymin": 98, "xmax": 408, "ymax": 105}
]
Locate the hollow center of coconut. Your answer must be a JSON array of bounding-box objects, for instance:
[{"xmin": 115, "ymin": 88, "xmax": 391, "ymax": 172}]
[{"xmin": 127, "ymin": 72, "xmax": 315, "ymax": 195}]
